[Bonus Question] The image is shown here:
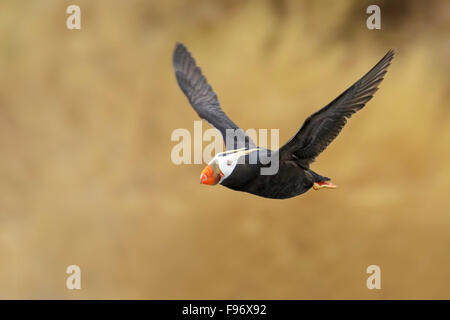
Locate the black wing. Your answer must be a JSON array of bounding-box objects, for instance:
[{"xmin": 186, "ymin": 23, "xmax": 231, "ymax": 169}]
[
  {"xmin": 173, "ymin": 43, "xmax": 255, "ymax": 150},
  {"xmin": 279, "ymin": 49, "xmax": 394, "ymax": 166}
]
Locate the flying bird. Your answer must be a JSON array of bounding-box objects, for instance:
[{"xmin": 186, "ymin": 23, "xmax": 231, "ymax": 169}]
[{"xmin": 173, "ymin": 43, "xmax": 394, "ymax": 199}]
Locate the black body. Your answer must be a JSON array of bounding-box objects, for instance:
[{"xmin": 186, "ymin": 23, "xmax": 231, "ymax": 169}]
[
  {"xmin": 218, "ymin": 150, "xmax": 330, "ymax": 199},
  {"xmin": 220, "ymin": 160, "xmax": 323, "ymax": 199},
  {"xmin": 173, "ymin": 43, "xmax": 394, "ymax": 199}
]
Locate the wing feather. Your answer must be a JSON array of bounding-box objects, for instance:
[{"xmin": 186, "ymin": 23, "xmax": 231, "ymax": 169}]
[
  {"xmin": 279, "ymin": 49, "xmax": 394, "ymax": 165},
  {"xmin": 173, "ymin": 43, "xmax": 255, "ymax": 149}
]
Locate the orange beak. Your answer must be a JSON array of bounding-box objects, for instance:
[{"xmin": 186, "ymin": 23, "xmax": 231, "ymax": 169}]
[{"xmin": 200, "ymin": 165, "xmax": 223, "ymax": 185}]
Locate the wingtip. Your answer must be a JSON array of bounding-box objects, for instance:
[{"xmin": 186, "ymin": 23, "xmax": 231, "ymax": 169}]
[
  {"xmin": 174, "ymin": 41, "xmax": 186, "ymax": 51},
  {"xmin": 173, "ymin": 42, "xmax": 187, "ymax": 56},
  {"xmin": 385, "ymin": 48, "xmax": 395, "ymax": 61},
  {"xmin": 173, "ymin": 42, "xmax": 190, "ymax": 69},
  {"xmin": 376, "ymin": 48, "xmax": 395, "ymax": 72}
]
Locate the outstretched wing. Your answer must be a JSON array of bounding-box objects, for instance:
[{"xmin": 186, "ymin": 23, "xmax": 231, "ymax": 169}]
[
  {"xmin": 173, "ymin": 42, "xmax": 255, "ymax": 150},
  {"xmin": 279, "ymin": 49, "xmax": 394, "ymax": 166}
]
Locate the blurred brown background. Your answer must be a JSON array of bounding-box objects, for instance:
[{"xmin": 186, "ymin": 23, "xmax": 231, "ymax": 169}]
[{"xmin": 0, "ymin": 0, "xmax": 449, "ymax": 299}]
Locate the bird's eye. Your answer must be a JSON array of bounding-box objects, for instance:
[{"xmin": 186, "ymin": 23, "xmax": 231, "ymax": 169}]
[{"xmin": 227, "ymin": 161, "xmax": 232, "ymax": 166}]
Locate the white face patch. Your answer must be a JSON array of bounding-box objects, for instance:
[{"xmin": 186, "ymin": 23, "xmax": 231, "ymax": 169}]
[
  {"xmin": 209, "ymin": 148, "xmax": 261, "ymax": 184},
  {"xmin": 216, "ymin": 153, "xmax": 239, "ymax": 183},
  {"xmin": 207, "ymin": 153, "xmax": 238, "ymax": 184}
]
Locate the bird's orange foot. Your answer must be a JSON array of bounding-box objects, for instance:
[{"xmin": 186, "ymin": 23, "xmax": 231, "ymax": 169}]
[{"xmin": 313, "ymin": 181, "xmax": 337, "ymax": 190}]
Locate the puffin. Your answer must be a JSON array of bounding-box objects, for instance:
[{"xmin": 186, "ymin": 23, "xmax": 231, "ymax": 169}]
[{"xmin": 173, "ymin": 43, "xmax": 394, "ymax": 199}]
